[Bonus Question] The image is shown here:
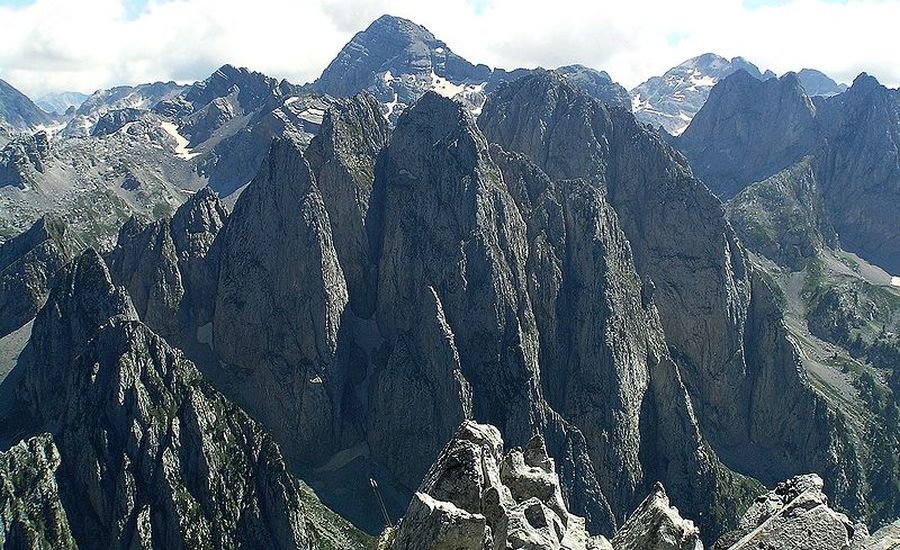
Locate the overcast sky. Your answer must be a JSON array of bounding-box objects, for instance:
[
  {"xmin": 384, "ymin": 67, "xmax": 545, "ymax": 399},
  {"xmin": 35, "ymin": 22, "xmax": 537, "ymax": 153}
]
[{"xmin": 1, "ymin": 0, "xmax": 898, "ymax": 97}]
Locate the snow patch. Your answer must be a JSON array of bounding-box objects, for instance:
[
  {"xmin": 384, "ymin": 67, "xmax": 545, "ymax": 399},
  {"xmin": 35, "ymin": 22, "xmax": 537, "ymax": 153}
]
[
  {"xmin": 891, "ymin": 276, "xmax": 900, "ymax": 288},
  {"xmin": 298, "ymin": 107, "xmax": 325, "ymax": 125},
  {"xmin": 284, "ymin": 96, "xmax": 300, "ymax": 106},
  {"xmin": 160, "ymin": 121, "xmax": 200, "ymax": 160},
  {"xmin": 430, "ymin": 71, "xmax": 466, "ymax": 98}
]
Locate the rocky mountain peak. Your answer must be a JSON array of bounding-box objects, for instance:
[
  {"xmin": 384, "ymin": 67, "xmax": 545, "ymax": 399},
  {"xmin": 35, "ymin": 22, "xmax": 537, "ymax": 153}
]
[
  {"xmin": 629, "ymin": 53, "xmax": 773, "ymax": 135},
  {"xmin": 0, "ymin": 78, "xmax": 53, "ymax": 131},
  {"xmin": 0, "ymin": 213, "xmax": 78, "ymax": 336},
  {"xmin": 849, "ymin": 71, "xmax": 882, "ymax": 94},
  {"xmin": 677, "ymin": 70, "xmax": 818, "ymax": 198},
  {"xmin": 797, "ymin": 68, "xmax": 848, "ymax": 97}
]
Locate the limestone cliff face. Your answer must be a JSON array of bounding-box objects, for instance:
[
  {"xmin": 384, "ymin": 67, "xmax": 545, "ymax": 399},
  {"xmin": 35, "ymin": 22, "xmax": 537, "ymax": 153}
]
[
  {"xmin": 677, "ymin": 71, "xmax": 819, "ymax": 199},
  {"xmin": 367, "ymin": 93, "xmax": 616, "ymax": 532},
  {"xmin": 372, "ymin": 92, "xmax": 544, "ymax": 445},
  {"xmin": 0, "ymin": 215, "xmax": 78, "ymax": 337},
  {"xmin": 20, "ymin": 250, "xmax": 367, "ymax": 549},
  {"xmin": 305, "ymin": 93, "xmax": 390, "ymax": 316},
  {"xmin": 478, "ymin": 70, "xmax": 869, "ymax": 533},
  {"xmin": 367, "ymin": 285, "xmax": 473, "ymax": 489},
  {"xmin": 0, "ymin": 434, "xmax": 76, "ymax": 549},
  {"xmin": 677, "ymin": 71, "xmax": 900, "ymax": 273},
  {"xmin": 726, "ymin": 158, "xmax": 837, "ymax": 270},
  {"xmin": 480, "ymin": 72, "xmax": 754, "ymax": 459},
  {"xmin": 213, "ymin": 138, "xmax": 349, "ymax": 465},
  {"xmin": 107, "ymin": 188, "xmax": 226, "ymax": 345}
]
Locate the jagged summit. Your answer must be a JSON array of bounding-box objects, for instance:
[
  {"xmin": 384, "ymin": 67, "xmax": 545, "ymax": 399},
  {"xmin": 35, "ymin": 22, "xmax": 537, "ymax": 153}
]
[{"xmin": 629, "ymin": 52, "xmax": 774, "ymax": 135}]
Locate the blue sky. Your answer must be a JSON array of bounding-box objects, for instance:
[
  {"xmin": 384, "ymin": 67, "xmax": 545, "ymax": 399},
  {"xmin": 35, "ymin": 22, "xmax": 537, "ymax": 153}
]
[{"xmin": 0, "ymin": 0, "xmax": 897, "ymax": 95}]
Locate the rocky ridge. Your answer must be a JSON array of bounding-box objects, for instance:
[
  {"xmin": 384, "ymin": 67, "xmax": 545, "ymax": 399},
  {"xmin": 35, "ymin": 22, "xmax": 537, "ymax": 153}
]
[
  {"xmin": 0, "ymin": 434, "xmax": 76, "ymax": 549},
  {"xmin": 14, "ymin": 248, "xmax": 369, "ymax": 549},
  {"xmin": 0, "ymin": 214, "xmax": 79, "ymax": 337},
  {"xmin": 678, "ymin": 70, "xmax": 900, "ymax": 273}
]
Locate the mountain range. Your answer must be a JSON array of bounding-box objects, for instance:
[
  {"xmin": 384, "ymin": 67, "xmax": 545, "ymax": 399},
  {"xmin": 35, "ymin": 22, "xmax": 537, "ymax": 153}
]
[{"xmin": 0, "ymin": 12, "xmax": 898, "ymax": 550}]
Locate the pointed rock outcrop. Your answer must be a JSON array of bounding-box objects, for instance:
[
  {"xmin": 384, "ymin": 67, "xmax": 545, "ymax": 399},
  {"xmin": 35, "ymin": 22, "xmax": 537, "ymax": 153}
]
[
  {"xmin": 677, "ymin": 71, "xmax": 819, "ymax": 199},
  {"xmin": 107, "ymin": 187, "xmax": 227, "ymax": 344},
  {"xmin": 21, "ymin": 249, "xmax": 368, "ymax": 549},
  {"xmin": 0, "ymin": 434, "xmax": 76, "ymax": 549},
  {"xmin": 373, "ymin": 91, "xmax": 542, "ymax": 444},
  {"xmin": 481, "ymin": 73, "xmax": 762, "ymax": 535},
  {"xmin": 611, "ymin": 483, "xmax": 702, "ymax": 550},
  {"xmin": 213, "ymin": 138, "xmax": 349, "ymax": 465},
  {"xmin": 714, "ymin": 474, "xmax": 865, "ymax": 550},
  {"xmin": 382, "ymin": 421, "xmax": 612, "ymax": 550},
  {"xmin": 305, "ymin": 93, "xmax": 390, "ymax": 315}
]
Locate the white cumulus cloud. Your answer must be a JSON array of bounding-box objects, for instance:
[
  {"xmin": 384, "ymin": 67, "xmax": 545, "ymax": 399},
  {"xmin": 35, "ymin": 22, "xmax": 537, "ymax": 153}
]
[{"xmin": 0, "ymin": 0, "xmax": 897, "ymax": 96}]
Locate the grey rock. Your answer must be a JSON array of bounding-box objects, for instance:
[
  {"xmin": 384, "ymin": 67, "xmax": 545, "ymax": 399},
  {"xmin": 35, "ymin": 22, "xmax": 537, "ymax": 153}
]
[
  {"xmin": 713, "ymin": 474, "xmax": 862, "ymax": 550},
  {"xmin": 479, "ymin": 70, "xmax": 864, "ymax": 536},
  {"xmin": 213, "ymin": 138, "xmax": 349, "ymax": 465},
  {"xmin": 678, "ymin": 71, "xmax": 819, "ymax": 199},
  {"xmin": 367, "ymin": 285, "xmax": 473, "ymax": 489},
  {"xmin": 629, "ymin": 53, "xmax": 774, "ymax": 135},
  {"xmin": 0, "ymin": 434, "xmax": 76, "ymax": 549},
  {"xmin": 385, "ymin": 421, "xmax": 612, "ymax": 550},
  {"xmin": 0, "ymin": 131, "xmax": 52, "ymax": 189},
  {"xmin": 314, "ymin": 15, "xmax": 492, "ymax": 122},
  {"xmin": 90, "ymin": 107, "xmax": 147, "ymax": 137},
  {"xmin": 106, "ymin": 187, "xmax": 227, "ymax": 344},
  {"xmin": 305, "ymin": 93, "xmax": 391, "ymax": 315},
  {"xmin": 554, "ymin": 65, "xmax": 631, "ymax": 110},
  {"xmin": 726, "ymin": 158, "xmax": 838, "ymax": 269},
  {"xmin": 611, "ymin": 483, "xmax": 702, "ymax": 550},
  {"xmin": 677, "ymin": 70, "xmax": 900, "ymax": 273},
  {"xmin": 373, "ymin": 91, "xmax": 543, "ymax": 448},
  {"xmin": 22, "ymin": 249, "xmax": 368, "ymax": 549},
  {"xmin": 0, "ymin": 214, "xmax": 78, "ymax": 337},
  {"xmin": 797, "ymin": 69, "xmax": 848, "ymax": 98},
  {"xmin": 0, "ymin": 79, "xmax": 53, "ymax": 132},
  {"xmin": 64, "ymin": 81, "xmax": 185, "ymax": 137},
  {"xmin": 34, "ymin": 91, "xmax": 89, "ymax": 116}
]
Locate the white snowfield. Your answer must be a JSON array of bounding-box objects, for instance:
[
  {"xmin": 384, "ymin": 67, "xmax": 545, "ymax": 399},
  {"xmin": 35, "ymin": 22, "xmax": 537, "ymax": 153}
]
[
  {"xmin": 160, "ymin": 121, "xmax": 200, "ymax": 161},
  {"xmin": 891, "ymin": 276, "xmax": 900, "ymax": 288}
]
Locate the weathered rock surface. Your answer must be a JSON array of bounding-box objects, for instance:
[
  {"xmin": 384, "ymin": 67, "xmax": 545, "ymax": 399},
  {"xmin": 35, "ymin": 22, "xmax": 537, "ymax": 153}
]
[
  {"xmin": 213, "ymin": 138, "xmax": 349, "ymax": 465},
  {"xmin": 384, "ymin": 421, "xmax": 612, "ymax": 550},
  {"xmin": 0, "ymin": 131, "xmax": 52, "ymax": 190},
  {"xmin": 0, "ymin": 79, "xmax": 53, "ymax": 132},
  {"xmin": 20, "ymin": 249, "xmax": 368, "ymax": 549},
  {"xmin": 629, "ymin": 53, "xmax": 775, "ymax": 135},
  {"xmin": 678, "ymin": 71, "xmax": 819, "ymax": 199},
  {"xmin": 611, "ymin": 483, "xmax": 702, "ymax": 550},
  {"xmin": 713, "ymin": 474, "xmax": 864, "ymax": 550},
  {"xmin": 107, "ymin": 187, "xmax": 226, "ymax": 344},
  {"xmin": 305, "ymin": 93, "xmax": 390, "ymax": 315},
  {"xmin": 0, "ymin": 434, "xmax": 76, "ymax": 549},
  {"xmin": 0, "ymin": 215, "xmax": 78, "ymax": 337},
  {"xmin": 479, "ymin": 70, "xmax": 866, "ymax": 534},
  {"xmin": 726, "ymin": 158, "xmax": 838, "ymax": 269},
  {"xmin": 678, "ymin": 71, "xmax": 900, "ymax": 273}
]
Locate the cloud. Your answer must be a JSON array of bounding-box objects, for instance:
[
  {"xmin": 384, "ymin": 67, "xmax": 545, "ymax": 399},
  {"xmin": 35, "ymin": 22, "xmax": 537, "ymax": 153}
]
[{"xmin": 0, "ymin": 0, "xmax": 897, "ymax": 96}]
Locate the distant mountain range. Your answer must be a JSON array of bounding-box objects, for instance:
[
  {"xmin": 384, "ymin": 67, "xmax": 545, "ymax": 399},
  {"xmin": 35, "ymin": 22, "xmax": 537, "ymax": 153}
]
[
  {"xmin": 34, "ymin": 91, "xmax": 89, "ymax": 116},
  {"xmin": 1, "ymin": 12, "xmax": 899, "ymax": 550}
]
